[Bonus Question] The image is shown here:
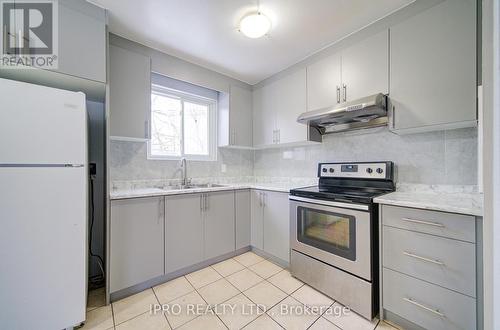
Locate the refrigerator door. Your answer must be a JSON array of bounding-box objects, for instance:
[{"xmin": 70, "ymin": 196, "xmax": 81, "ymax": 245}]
[
  {"xmin": 0, "ymin": 78, "xmax": 87, "ymax": 165},
  {"xmin": 0, "ymin": 167, "xmax": 87, "ymax": 330}
]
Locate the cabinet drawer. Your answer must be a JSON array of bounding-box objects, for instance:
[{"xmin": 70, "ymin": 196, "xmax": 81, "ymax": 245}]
[
  {"xmin": 382, "ymin": 205, "xmax": 475, "ymax": 242},
  {"xmin": 383, "ymin": 268, "xmax": 476, "ymax": 330},
  {"xmin": 383, "ymin": 226, "xmax": 476, "ymax": 297}
]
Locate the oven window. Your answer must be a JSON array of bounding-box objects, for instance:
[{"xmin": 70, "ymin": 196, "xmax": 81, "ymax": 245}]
[{"xmin": 297, "ymin": 207, "xmax": 356, "ymax": 261}]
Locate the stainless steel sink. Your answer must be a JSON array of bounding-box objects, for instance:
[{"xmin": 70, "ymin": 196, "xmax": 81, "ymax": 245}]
[{"xmin": 162, "ymin": 183, "xmax": 226, "ymax": 191}]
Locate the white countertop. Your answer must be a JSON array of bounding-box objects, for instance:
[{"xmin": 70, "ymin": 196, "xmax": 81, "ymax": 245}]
[
  {"xmin": 110, "ymin": 182, "xmax": 309, "ymax": 200},
  {"xmin": 374, "ymin": 189, "xmax": 483, "ymax": 216}
]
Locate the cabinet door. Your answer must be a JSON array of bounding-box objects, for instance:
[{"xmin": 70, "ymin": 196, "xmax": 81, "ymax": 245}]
[
  {"xmin": 110, "ymin": 197, "xmax": 164, "ymax": 293},
  {"xmin": 230, "ymin": 86, "xmax": 253, "ymax": 147},
  {"xmin": 109, "ymin": 44, "xmax": 151, "ymax": 140},
  {"xmin": 165, "ymin": 194, "xmax": 204, "ymax": 273},
  {"xmin": 307, "ymin": 53, "xmax": 342, "ymax": 111},
  {"xmin": 275, "ymin": 68, "xmax": 309, "ymax": 144},
  {"xmin": 235, "ymin": 190, "xmax": 251, "ymax": 249},
  {"xmin": 263, "ymin": 191, "xmax": 290, "ymax": 263},
  {"xmin": 250, "ymin": 190, "xmax": 264, "ymax": 249},
  {"xmin": 341, "ymin": 30, "xmax": 389, "ymax": 102},
  {"xmin": 204, "ymin": 191, "xmax": 235, "ymax": 260},
  {"xmin": 57, "ymin": 2, "xmax": 106, "ymax": 83},
  {"xmin": 390, "ymin": 0, "xmax": 476, "ymax": 131},
  {"xmin": 252, "ymin": 86, "xmax": 276, "ymax": 147}
]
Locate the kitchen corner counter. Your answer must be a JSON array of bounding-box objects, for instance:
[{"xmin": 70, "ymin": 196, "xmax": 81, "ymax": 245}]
[
  {"xmin": 110, "ymin": 182, "xmax": 312, "ymax": 200},
  {"xmin": 374, "ymin": 189, "xmax": 483, "ymax": 217}
]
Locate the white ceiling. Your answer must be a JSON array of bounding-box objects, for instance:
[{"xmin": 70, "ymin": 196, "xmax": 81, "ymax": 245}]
[{"xmin": 89, "ymin": 0, "xmax": 414, "ymax": 85}]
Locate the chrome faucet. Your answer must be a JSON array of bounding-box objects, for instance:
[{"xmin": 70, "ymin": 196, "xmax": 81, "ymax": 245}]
[{"xmin": 179, "ymin": 157, "xmax": 188, "ymax": 186}]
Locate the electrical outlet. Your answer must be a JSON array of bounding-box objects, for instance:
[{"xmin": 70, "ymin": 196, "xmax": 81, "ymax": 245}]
[{"xmin": 221, "ymin": 164, "xmax": 227, "ymax": 173}]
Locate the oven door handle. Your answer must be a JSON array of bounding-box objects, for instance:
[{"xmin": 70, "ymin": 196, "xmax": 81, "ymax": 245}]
[{"xmin": 288, "ymin": 196, "xmax": 369, "ymax": 211}]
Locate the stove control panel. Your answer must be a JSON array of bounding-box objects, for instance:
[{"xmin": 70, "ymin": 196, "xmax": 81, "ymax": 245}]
[{"xmin": 319, "ymin": 162, "xmax": 391, "ymax": 179}]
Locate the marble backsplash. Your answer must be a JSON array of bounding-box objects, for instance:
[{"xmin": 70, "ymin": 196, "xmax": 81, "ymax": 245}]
[
  {"xmin": 110, "ymin": 127, "xmax": 478, "ymax": 187},
  {"xmin": 254, "ymin": 127, "xmax": 478, "ymax": 186}
]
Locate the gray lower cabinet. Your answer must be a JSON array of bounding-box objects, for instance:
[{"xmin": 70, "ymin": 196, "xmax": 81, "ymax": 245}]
[
  {"xmin": 110, "ymin": 197, "xmax": 164, "ymax": 293},
  {"xmin": 381, "ymin": 205, "xmax": 478, "ymax": 330},
  {"xmin": 109, "ymin": 44, "xmax": 152, "ymax": 140},
  {"xmin": 251, "ymin": 190, "xmax": 264, "ymax": 249},
  {"xmin": 204, "ymin": 191, "xmax": 235, "ymax": 259},
  {"xmin": 165, "ymin": 194, "xmax": 204, "ymax": 274},
  {"xmin": 389, "ymin": 0, "xmax": 477, "ymax": 133},
  {"xmin": 263, "ymin": 191, "xmax": 290, "ymax": 263},
  {"xmin": 235, "ymin": 190, "xmax": 251, "ymax": 249},
  {"xmin": 251, "ymin": 190, "xmax": 290, "ymax": 263}
]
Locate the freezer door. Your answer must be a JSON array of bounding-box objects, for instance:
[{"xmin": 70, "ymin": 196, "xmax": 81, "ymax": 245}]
[
  {"xmin": 0, "ymin": 78, "xmax": 87, "ymax": 165},
  {"xmin": 0, "ymin": 167, "xmax": 87, "ymax": 330}
]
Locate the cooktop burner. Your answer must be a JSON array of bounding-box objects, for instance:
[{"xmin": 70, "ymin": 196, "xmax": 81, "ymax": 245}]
[{"xmin": 290, "ymin": 161, "xmax": 395, "ymax": 204}]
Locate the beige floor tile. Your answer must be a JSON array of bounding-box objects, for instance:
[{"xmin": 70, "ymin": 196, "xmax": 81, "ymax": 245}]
[
  {"xmin": 177, "ymin": 313, "xmax": 227, "ymax": 330},
  {"xmin": 226, "ymin": 268, "xmax": 264, "ymax": 291},
  {"xmin": 112, "ymin": 289, "xmax": 159, "ymax": 325},
  {"xmin": 87, "ymin": 288, "xmax": 106, "ymax": 311},
  {"xmin": 309, "ymin": 317, "xmax": 342, "ymax": 330},
  {"xmin": 291, "ymin": 285, "xmax": 333, "ymax": 311},
  {"xmin": 243, "ymin": 281, "xmax": 287, "ymax": 311},
  {"xmin": 323, "ymin": 302, "xmax": 378, "ymax": 330},
  {"xmin": 81, "ymin": 305, "xmax": 114, "ymax": 330},
  {"xmin": 216, "ymin": 293, "xmax": 261, "ymax": 330},
  {"xmin": 248, "ymin": 260, "xmax": 283, "ymax": 279},
  {"xmin": 233, "ymin": 251, "xmax": 265, "ymax": 267},
  {"xmin": 268, "ymin": 270, "xmax": 304, "ymax": 294},
  {"xmin": 185, "ymin": 267, "xmax": 222, "ymax": 289},
  {"xmin": 212, "ymin": 258, "xmax": 245, "ymax": 277},
  {"xmin": 115, "ymin": 311, "xmax": 170, "ymax": 330},
  {"xmin": 164, "ymin": 291, "xmax": 207, "ymax": 329},
  {"xmin": 267, "ymin": 296, "xmax": 321, "ymax": 330},
  {"xmin": 375, "ymin": 320, "xmax": 401, "ymax": 329},
  {"xmin": 242, "ymin": 313, "xmax": 283, "ymax": 330},
  {"xmin": 153, "ymin": 276, "xmax": 195, "ymax": 304},
  {"xmin": 198, "ymin": 278, "xmax": 240, "ymax": 306}
]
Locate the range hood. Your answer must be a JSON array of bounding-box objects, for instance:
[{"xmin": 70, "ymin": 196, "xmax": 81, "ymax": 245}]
[{"xmin": 297, "ymin": 93, "xmax": 388, "ymax": 134}]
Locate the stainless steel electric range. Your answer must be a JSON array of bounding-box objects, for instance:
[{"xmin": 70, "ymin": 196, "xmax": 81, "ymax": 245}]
[{"xmin": 289, "ymin": 161, "xmax": 395, "ymax": 320}]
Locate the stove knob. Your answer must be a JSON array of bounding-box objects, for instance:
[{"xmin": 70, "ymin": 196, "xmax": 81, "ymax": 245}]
[
  {"xmin": 329, "ymin": 168, "xmax": 335, "ymax": 173},
  {"xmin": 376, "ymin": 168, "xmax": 384, "ymax": 174},
  {"xmin": 322, "ymin": 168, "xmax": 327, "ymax": 173},
  {"xmin": 366, "ymin": 168, "xmax": 373, "ymax": 174}
]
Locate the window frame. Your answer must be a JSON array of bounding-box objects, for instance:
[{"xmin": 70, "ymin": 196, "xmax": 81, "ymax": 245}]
[{"xmin": 147, "ymin": 84, "xmax": 218, "ymax": 161}]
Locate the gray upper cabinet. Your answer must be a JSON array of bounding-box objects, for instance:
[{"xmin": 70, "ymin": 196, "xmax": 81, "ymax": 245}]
[
  {"xmin": 57, "ymin": 1, "xmax": 106, "ymax": 83},
  {"xmin": 251, "ymin": 190, "xmax": 264, "ymax": 249},
  {"xmin": 389, "ymin": 0, "xmax": 477, "ymax": 133},
  {"xmin": 204, "ymin": 191, "xmax": 235, "ymax": 259},
  {"xmin": 306, "ymin": 30, "xmax": 388, "ymax": 111},
  {"xmin": 341, "ymin": 30, "xmax": 389, "ymax": 102},
  {"xmin": 306, "ymin": 53, "xmax": 342, "ymax": 111},
  {"xmin": 165, "ymin": 194, "xmax": 204, "ymax": 274},
  {"xmin": 219, "ymin": 86, "xmax": 253, "ymax": 148},
  {"xmin": 109, "ymin": 44, "xmax": 152, "ymax": 140},
  {"xmin": 110, "ymin": 197, "xmax": 164, "ymax": 293},
  {"xmin": 263, "ymin": 191, "xmax": 290, "ymax": 263},
  {"xmin": 235, "ymin": 190, "xmax": 251, "ymax": 249}
]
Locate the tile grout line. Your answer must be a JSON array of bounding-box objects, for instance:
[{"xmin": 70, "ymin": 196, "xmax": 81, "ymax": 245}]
[{"xmin": 151, "ymin": 286, "xmax": 174, "ymax": 329}]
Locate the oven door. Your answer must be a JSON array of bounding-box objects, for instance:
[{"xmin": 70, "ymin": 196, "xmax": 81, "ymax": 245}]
[{"xmin": 290, "ymin": 196, "xmax": 372, "ymax": 281}]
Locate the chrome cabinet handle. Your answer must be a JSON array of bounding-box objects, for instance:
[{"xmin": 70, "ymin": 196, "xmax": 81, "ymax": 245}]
[
  {"xmin": 403, "ymin": 298, "xmax": 445, "ymax": 318},
  {"xmin": 342, "ymin": 84, "xmax": 347, "ymax": 102},
  {"xmin": 277, "ymin": 130, "xmax": 280, "ymax": 144},
  {"xmin": 158, "ymin": 198, "xmax": 163, "ymax": 224},
  {"xmin": 403, "ymin": 251, "xmax": 445, "ymax": 266},
  {"xmin": 204, "ymin": 194, "xmax": 209, "ymax": 211},
  {"xmin": 262, "ymin": 192, "xmax": 267, "ymax": 207},
  {"xmin": 259, "ymin": 192, "xmax": 262, "ymax": 207},
  {"xmin": 144, "ymin": 120, "xmax": 150, "ymax": 139},
  {"xmin": 336, "ymin": 86, "xmax": 341, "ymax": 103},
  {"xmin": 402, "ymin": 217, "xmax": 445, "ymax": 228},
  {"xmin": 200, "ymin": 195, "xmax": 203, "ymax": 212}
]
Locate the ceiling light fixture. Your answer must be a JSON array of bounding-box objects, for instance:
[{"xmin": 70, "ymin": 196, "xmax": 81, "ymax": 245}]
[{"xmin": 239, "ymin": 12, "xmax": 271, "ymax": 38}]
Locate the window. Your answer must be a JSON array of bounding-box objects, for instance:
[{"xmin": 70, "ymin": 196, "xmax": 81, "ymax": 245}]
[{"xmin": 148, "ymin": 85, "xmax": 217, "ymax": 161}]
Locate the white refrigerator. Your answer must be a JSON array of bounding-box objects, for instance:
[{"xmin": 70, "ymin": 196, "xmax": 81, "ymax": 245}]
[{"xmin": 0, "ymin": 78, "xmax": 88, "ymax": 329}]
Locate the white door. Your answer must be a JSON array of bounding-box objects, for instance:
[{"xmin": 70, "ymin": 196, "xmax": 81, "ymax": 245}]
[
  {"xmin": 0, "ymin": 167, "xmax": 87, "ymax": 330},
  {"xmin": 341, "ymin": 30, "xmax": 389, "ymax": 102},
  {"xmin": 307, "ymin": 53, "xmax": 342, "ymax": 111},
  {"xmin": 0, "ymin": 78, "xmax": 87, "ymax": 164},
  {"xmin": 252, "ymin": 87, "xmax": 276, "ymax": 146},
  {"xmin": 230, "ymin": 85, "xmax": 253, "ymax": 147}
]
